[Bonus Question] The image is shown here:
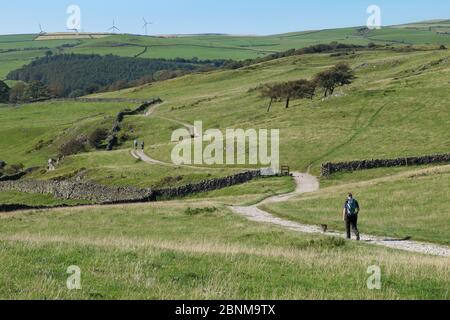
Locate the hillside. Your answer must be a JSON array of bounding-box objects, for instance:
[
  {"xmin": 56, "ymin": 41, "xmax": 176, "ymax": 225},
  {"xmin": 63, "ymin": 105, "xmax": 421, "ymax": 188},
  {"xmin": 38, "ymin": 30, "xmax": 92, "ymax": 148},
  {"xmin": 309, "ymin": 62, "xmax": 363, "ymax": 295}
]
[
  {"xmin": 91, "ymin": 47, "xmax": 450, "ymax": 174},
  {"xmin": 1, "ymin": 22, "xmax": 449, "ymax": 300},
  {"xmin": 1, "ymin": 20, "xmax": 449, "ymax": 82},
  {"xmin": 2, "ymin": 46, "xmax": 450, "ymax": 187}
]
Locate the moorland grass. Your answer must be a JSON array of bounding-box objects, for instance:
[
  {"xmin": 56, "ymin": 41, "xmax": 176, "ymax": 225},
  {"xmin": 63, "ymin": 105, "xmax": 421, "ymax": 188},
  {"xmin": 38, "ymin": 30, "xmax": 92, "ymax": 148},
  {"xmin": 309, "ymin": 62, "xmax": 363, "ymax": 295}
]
[
  {"xmin": 0, "ymin": 200, "xmax": 448, "ymax": 299},
  {"xmin": 263, "ymin": 166, "xmax": 450, "ymax": 245}
]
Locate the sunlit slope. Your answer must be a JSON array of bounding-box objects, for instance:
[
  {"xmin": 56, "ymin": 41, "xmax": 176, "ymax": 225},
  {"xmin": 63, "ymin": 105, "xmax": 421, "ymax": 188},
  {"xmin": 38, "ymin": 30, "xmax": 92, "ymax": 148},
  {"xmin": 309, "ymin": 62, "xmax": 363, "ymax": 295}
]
[
  {"xmin": 92, "ymin": 48, "xmax": 450, "ymax": 174},
  {"xmin": 0, "ymin": 101, "xmax": 135, "ymax": 166}
]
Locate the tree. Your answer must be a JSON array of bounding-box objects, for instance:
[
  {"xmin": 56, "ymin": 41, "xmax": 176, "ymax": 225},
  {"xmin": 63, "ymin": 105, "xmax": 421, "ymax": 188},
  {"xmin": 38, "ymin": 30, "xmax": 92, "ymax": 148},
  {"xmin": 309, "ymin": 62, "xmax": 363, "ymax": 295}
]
[
  {"xmin": 261, "ymin": 79, "xmax": 316, "ymax": 111},
  {"xmin": 314, "ymin": 63, "xmax": 355, "ymax": 97},
  {"xmin": 283, "ymin": 79, "xmax": 316, "ymax": 108},
  {"xmin": 48, "ymin": 81, "xmax": 65, "ymax": 98},
  {"xmin": 9, "ymin": 82, "xmax": 27, "ymax": 103},
  {"xmin": 0, "ymin": 80, "xmax": 10, "ymax": 103},
  {"xmin": 261, "ymin": 83, "xmax": 283, "ymax": 112},
  {"xmin": 25, "ymin": 80, "xmax": 50, "ymax": 101}
]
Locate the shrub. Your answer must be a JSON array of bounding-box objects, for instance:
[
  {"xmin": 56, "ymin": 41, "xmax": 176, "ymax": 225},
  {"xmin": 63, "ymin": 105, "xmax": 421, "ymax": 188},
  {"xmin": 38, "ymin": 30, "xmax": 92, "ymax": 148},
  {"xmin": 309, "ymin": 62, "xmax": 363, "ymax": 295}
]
[
  {"xmin": 0, "ymin": 80, "xmax": 10, "ymax": 103},
  {"xmin": 59, "ymin": 136, "xmax": 87, "ymax": 156},
  {"xmin": 9, "ymin": 82, "xmax": 27, "ymax": 103},
  {"xmin": 4, "ymin": 163, "xmax": 24, "ymax": 175},
  {"xmin": 184, "ymin": 207, "xmax": 217, "ymax": 216},
  {"xmin": 88, "ymin": 128, "xmax": 109, "ymax": 149}
]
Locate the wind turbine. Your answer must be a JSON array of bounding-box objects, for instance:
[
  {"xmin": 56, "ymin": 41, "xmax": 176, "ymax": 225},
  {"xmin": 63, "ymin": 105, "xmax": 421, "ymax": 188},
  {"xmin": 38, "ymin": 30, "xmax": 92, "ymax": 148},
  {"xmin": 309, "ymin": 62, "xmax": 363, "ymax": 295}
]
[
  {"xmin": 142, "ymin": 18, "xmax": 152, "ymax": 36},
  {"xmin": 108, "ymin": 20, "xmax": 120, "ymax": 33},
  {"xmin": 38, "ymin": 23, "xmax": 46, "ymax": 35}
]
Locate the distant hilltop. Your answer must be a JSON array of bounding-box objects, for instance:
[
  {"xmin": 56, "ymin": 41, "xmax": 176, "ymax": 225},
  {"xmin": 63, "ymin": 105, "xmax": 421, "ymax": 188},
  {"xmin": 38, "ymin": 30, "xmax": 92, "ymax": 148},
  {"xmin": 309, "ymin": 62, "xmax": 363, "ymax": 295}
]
[{"xmin": 35, "ymin": 32, "xmax": 112, "ymax": 41}]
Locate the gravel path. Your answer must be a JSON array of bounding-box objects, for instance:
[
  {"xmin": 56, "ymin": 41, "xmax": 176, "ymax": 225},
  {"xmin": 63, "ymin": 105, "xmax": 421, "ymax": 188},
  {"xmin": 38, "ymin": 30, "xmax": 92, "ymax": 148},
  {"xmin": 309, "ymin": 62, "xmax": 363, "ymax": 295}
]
[
  {"xmin": 230, "ymin": 172, "xmax": 450, "ymax": 257},
  {"xmin": 131, "ymin": 149, "xmax": 168, "ymax": 166}
]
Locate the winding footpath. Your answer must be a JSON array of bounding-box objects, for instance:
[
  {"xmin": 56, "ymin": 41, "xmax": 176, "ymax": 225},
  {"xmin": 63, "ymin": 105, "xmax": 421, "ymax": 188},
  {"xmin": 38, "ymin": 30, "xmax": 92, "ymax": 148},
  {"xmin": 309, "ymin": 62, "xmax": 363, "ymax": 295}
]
[
  {"xmin": 230, "ymin": 172, "xmax": 450, "ymax": 257},
  {"xmin": 137, "ymin": 102, "xmax": 449, "ymax": 257}
]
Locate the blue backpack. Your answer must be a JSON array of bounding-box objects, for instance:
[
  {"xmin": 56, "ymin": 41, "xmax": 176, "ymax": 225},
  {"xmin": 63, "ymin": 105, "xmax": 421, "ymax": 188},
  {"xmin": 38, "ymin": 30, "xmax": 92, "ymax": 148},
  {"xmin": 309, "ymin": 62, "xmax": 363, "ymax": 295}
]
[{"xmin": 346, "ymin": 199, "xmax": 358, "ymax": 216}]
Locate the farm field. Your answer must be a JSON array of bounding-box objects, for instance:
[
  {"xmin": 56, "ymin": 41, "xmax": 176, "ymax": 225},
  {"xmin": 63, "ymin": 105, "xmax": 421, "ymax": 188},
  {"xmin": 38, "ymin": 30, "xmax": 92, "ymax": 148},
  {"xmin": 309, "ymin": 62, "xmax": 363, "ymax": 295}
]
[{"xmin": 1, "ymin": 20, "xmax": 450, "ymax": 79}]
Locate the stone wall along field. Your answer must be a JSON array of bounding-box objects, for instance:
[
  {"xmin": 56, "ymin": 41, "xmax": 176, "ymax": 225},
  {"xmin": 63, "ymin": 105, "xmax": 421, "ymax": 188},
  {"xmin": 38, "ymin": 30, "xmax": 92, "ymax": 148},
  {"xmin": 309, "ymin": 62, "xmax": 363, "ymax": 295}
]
[
  {"xmin": 0, "ymin": 170, "xmax": 262, "ymax": 208},
  {"xmin": 321, "ymin": 153, "xmax": 450, "ymax": 176},
  {"xmin": 106, "ymin": 98, "xmax": 162, "ymax": 151}
]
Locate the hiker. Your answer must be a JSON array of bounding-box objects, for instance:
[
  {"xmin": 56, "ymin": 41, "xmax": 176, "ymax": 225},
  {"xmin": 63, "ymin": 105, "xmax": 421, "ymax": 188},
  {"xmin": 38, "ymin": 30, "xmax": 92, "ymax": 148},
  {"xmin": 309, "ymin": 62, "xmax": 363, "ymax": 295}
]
[
  {"xmin": 141, "ymin": 140, "xmax": 145, "ymax": 150},
  {"xmin": 134, "ymin": 139, "xmax": 138, "ymax": 150},
  {"xmin": 343, "ymin": 193, "xmax": 360, "ymax": 240}
]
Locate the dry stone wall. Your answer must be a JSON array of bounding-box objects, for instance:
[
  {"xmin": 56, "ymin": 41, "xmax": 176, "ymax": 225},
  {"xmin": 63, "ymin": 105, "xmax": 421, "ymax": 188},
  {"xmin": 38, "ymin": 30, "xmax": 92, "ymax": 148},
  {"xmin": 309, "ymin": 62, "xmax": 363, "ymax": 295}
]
[
  {"xmin": 0, "ymin": 170, "xmax": 262, "ymax": 209},
  {"xmin": 106, "ymin": 98, "xmax": 162, "ymax": 151},
  {"xmin": 321, "ymin": 153, "xmax": 450, "ymax": 176}
]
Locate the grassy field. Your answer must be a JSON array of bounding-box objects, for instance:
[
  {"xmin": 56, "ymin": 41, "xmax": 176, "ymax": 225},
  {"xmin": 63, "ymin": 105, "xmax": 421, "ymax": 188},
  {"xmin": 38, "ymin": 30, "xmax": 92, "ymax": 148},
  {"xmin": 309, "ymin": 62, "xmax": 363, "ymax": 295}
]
[
  {"xmin": 2, "ymin": 46, "xmax": 450, "ymax": 195},
  {"xmin": 263, "ymin": 165, "xmax": 450, "ymax": 245},
  {"xmin": 91, "ymin": 48, "xmax": 450, "ymax": 175},
  {"xmin": 0, "ymin": 100, "xmax": 135, "ymax": 167},
  {"xmin": 0, "ymin": 199, "xmax": 448, "ymax": 299}
]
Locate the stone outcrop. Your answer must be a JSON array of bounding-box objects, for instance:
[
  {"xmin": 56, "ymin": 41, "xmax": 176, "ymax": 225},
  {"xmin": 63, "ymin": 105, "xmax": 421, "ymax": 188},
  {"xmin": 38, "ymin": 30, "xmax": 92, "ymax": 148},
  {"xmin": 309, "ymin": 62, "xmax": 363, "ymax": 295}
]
[{"xmin": 321, "ymin": 153, "xmax": 450, "ymax": 176}]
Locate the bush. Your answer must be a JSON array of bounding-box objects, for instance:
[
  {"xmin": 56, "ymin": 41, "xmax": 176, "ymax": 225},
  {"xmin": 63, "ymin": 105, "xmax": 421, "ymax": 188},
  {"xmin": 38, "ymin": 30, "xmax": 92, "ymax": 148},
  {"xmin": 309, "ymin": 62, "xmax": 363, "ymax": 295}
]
[
  {"xmin": 88, "ymin": 128, "xmax": 109, "ymax": 149},
  {"xmin": 59, "ymin": 136, "xmax": 87, "ymax": 156},
  {"xmin": 0, "ymin": 80, "xmax": 10, "ymax": 103},
  {"xmin": 9, "ymin": 82, "xmax": 27, "ymax": 103},
  {"xmin": 4, "ymin": 163, "xmax": 24, "ymax": 175},
  {"xmin": 184, "ymin": 207, "xmax": 217, "ymax": 216}
]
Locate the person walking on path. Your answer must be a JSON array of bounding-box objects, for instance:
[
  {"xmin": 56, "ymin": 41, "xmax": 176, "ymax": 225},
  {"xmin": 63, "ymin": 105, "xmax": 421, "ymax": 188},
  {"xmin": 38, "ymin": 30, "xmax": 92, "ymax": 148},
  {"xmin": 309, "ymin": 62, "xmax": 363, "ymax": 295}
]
[
  {"xmin": 343, "ymin": 193, "xmax": 360, "ymax": 240},
  {"xmin": 141, "ymin": 140, "xmax": 145, "ymax": 151},
  {"xmin": 134, "ymin": 139, "xmax": 138, "ymax": 150}
]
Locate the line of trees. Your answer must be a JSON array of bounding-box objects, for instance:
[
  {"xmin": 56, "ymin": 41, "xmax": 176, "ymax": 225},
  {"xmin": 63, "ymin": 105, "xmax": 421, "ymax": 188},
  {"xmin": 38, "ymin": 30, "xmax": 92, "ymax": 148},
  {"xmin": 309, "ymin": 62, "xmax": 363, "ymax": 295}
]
[
  {"xmin": 225, "ymin": 42, "xmax": 367, "ymax": 69},
  {"xmin": 6, "ymin": 54, "xmax": 230, "ymax": 98},
  {"xmin": 260, "ymin": 63, "xmax": 355, "ymax": 112},
  {"xmin": 0, "ymin": 80, "xmax": 51, "ymax": 104}
]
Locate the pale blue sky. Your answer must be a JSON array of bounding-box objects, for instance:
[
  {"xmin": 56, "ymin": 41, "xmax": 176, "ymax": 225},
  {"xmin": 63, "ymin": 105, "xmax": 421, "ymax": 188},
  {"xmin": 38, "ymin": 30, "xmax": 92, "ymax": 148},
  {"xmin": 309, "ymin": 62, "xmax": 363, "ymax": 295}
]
[{"xmin": 0, "ymin": 0, "xmax": 449, "ymax": 35}]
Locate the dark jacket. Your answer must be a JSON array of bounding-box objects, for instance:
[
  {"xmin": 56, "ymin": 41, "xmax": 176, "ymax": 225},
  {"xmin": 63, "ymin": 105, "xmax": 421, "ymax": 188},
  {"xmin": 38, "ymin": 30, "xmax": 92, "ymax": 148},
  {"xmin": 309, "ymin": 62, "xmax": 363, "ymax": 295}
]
[{"xmin": 344, "ymin": 198, "xmax": 360, "ymax": 215}]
